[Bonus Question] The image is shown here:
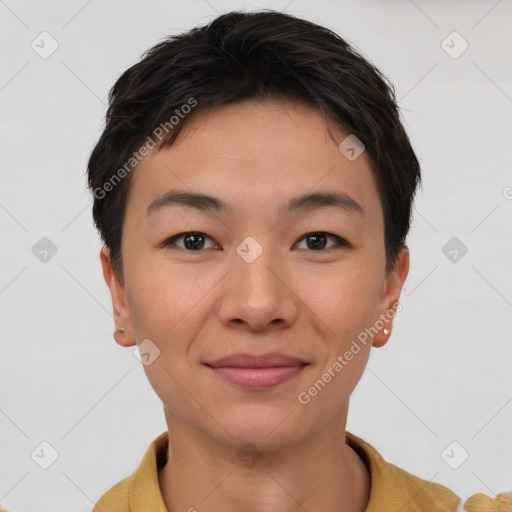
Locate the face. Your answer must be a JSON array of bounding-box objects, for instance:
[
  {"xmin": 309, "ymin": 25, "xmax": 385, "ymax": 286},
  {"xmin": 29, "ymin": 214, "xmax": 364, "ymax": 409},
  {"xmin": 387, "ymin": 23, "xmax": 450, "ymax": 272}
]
[{"xmin": 101, "ymin": 99, "xmax": 409, "ymax": 450}]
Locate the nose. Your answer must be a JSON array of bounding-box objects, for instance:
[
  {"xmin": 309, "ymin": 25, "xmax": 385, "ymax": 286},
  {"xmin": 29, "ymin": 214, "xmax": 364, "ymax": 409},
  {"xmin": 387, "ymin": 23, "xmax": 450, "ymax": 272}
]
[{"xmin": 215, "ymin": 246, "xmax": 299, "ymax": 333}]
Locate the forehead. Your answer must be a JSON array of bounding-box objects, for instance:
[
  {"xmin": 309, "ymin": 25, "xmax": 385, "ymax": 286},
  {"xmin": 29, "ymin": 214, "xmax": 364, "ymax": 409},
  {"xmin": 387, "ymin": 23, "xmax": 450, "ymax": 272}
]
[{"xmin": 124, "ymin": 99, "xmax": 382, "ymax": 224}]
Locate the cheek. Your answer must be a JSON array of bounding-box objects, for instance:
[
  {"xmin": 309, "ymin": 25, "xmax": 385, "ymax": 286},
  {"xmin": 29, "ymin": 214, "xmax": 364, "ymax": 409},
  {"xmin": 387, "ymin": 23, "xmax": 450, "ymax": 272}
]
[
  {"xmin": 125, "ymin": 266, "xmax": 207, "ymax": 417},
  {"xmin": 126, "ymin": 259, "xmax": 221, "ymax": 356},
  {"xmin": 295, "ymin": 266, "xmax": 379, "ymax": 415},
  {"xmin": 298, "ymin": 259, "xmax": 382, "ymax": 341}
]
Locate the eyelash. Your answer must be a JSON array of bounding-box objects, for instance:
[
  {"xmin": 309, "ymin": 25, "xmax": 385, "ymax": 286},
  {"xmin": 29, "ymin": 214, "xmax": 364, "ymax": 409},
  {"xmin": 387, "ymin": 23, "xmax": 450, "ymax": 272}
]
[{"xmin": 160, "ymin": 231, "xmax": 352, "ymax": 251}]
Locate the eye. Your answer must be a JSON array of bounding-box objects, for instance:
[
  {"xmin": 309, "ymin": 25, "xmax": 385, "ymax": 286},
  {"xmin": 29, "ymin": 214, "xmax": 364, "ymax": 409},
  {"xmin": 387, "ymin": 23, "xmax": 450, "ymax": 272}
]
[
  {"xmin": 161, "ymin": 231, "xmax": 351, "ymax": 252},
  {"xmin": 161, "ymin": 231, "xmax": 221, "ymax": 251},
  {"xmin": 294, "ymin": 232, "xmax": 351, "ymax": 251}
]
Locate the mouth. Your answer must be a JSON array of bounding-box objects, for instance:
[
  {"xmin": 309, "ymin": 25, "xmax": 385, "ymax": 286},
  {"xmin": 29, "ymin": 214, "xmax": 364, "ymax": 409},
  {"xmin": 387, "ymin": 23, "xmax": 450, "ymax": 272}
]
[{"xmin": 204, "ymin": 352, "xmax": 309, "ymax": 390}]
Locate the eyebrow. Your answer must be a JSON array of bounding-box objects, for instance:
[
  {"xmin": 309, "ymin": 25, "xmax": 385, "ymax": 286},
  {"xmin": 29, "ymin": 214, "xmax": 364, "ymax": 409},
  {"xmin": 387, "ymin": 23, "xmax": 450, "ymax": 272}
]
[{"xmin": 146, "ymin": 189, "xmax": 364, "ymax": 216}]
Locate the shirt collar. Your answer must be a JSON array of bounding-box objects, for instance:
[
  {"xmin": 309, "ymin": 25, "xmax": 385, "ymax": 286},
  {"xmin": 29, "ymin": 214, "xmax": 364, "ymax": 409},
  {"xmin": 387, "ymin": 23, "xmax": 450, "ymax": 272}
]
[
  {"xmin": 127, "ymin": 430, "xmax": 459, "ymax": 512},
  {"xmin": 345, "ymin": 431, "xmax": 459, "ymax": 511},
  {"xmin": 128, "ymin": 431, "xmax": 168, "ymax": 511}
]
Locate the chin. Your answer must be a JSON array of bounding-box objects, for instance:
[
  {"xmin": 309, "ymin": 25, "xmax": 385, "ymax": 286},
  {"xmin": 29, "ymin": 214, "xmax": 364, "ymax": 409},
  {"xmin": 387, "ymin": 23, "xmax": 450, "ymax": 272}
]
[{"xmin": 208, "ymin": 402, "xmax": 308, "ymax": 449}]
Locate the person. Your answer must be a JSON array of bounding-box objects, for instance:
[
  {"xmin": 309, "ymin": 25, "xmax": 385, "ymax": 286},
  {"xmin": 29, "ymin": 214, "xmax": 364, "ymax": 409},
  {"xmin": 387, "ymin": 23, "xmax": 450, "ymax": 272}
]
[{"xmin": 87, "ymin": 10, "xmax": 510, "ymax": 512}]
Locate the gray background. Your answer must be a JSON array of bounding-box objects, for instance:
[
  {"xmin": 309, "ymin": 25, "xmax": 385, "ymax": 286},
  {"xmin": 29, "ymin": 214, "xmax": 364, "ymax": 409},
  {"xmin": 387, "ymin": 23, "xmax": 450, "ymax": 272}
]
[{"xmin": 1, "ymin": 0, "xmax": 511, "ymax": 510}]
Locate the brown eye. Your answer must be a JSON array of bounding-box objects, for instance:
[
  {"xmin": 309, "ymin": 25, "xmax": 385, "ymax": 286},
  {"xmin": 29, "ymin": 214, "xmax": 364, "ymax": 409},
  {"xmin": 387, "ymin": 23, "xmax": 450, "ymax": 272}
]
[
  {"xmin": 295, "ymin": 232, "xmax": 351, "ymax": 251},
  {"xmin": 162, "ymin": 232, "xmax": 220, "ymax": 251}
]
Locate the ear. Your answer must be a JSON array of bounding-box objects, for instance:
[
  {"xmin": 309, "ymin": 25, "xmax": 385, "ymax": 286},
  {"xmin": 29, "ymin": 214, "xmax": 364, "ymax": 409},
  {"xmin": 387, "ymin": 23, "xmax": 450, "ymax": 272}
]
[
  {"xmin": 100, "ymin": 245, "xmax": 136, "ymax": 347},
  {"xmin": 372, "ymin": 245, "xmax": 410, "ymax": 348}
]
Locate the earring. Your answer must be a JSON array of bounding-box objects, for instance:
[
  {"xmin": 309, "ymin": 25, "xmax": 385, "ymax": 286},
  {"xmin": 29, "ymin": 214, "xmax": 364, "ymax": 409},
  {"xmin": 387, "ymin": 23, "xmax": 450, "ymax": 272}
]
[
  {"xmin": 116, "ymin": 327, "xmax": 125, "ymax": 333},
  {"xmin": 383, "ymin": 328, "xmax": 390, "ymax": 335}
]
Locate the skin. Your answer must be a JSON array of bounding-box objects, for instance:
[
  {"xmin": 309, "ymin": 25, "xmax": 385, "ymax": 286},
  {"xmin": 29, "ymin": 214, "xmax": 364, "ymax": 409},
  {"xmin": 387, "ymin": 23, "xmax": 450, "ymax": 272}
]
[{"xmin": 100, "ymin": 98, "xmax": 409, "ymax": 512}]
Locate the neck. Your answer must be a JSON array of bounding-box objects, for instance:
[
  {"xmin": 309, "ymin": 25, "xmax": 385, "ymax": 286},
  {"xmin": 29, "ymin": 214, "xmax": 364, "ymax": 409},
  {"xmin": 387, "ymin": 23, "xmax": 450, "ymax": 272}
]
[{"xmin": 158, "ymin": 404, "xmax": 370, "ymax": 512}]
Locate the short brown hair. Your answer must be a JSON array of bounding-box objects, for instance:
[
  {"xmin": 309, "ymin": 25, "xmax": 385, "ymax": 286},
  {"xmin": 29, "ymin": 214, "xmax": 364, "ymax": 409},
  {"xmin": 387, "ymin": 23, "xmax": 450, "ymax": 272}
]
[{"xmin": 87, "ymin": 10, "xmax": 421, "ymax": 282}]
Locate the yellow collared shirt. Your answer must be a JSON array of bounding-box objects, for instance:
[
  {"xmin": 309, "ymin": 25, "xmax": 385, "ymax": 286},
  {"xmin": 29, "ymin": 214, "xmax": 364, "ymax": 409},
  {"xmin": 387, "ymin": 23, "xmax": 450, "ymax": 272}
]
[{"xmin": 92, "ymin": 431, "xmax": 511, "ymax": 511}]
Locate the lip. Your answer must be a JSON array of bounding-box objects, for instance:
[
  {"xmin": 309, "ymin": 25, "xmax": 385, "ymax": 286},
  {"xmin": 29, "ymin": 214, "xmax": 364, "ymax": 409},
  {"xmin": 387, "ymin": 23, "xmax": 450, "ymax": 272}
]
[
  {"xmin": 206, "ymin": 352, "xmax": 307, "ymax": 368},
  {"xmin": 204, "ymin": 352, "xmax": 309, "ymax": 390}
]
